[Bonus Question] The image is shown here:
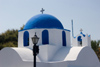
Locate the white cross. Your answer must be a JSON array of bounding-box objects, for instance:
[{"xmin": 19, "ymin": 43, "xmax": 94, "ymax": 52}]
[
  {"xmin": 40, "ymin": 8, "xmax": 45, "ymax": 14},
  {"xmin": 80, "ymin": 28, "xmax": 83, "ymax": 32}
]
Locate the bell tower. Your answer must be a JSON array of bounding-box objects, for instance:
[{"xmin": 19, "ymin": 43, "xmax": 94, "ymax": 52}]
[{"xmin": 72, "ymin": 29, "xmax": 91, "ymax": 47}]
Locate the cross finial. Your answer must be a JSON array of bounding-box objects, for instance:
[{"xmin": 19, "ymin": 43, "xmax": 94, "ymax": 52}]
[
  {"xmin": 80, "ymin": 28, "xmax": 83, "ymax": 32},
  {"xmin": 40, "ymin": 8, "xmax": 45, "ymax": 14}
]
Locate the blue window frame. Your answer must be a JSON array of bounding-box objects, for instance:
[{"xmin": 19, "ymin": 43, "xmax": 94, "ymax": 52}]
[
  {"xmin": 42, "ymin": 30, "xmax": 49, "ymax": 44},
  {"xmin": 23, "ymin": 31, "xmax": 29, "ymax": 46},
  {"xmin": 62, "ymin": 31, "xmax": 66, "ymax": 46}
]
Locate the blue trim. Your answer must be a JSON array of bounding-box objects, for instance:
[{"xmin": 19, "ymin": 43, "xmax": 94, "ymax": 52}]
[
  {"xmin": 23, "ymin": 31, "xmax": 29, "ymax": 46},
  {"xmin": 88, "ymin": 35, "xmax": 90, "ymax": 37},
  {"xmin": 62, "ymin": 31, "xmax": 67, "ymax": 46},
  {"xmin": 18, "ymin": 28, "xmax": 70, "ymax": 32},
  {"xmin": 64, "ymin": 29, "xmax": 71, "ymax": 32},
  {"xmin": 42, "ymin": 30, "xmax": 49, "ymax": 44},
  {"xmin": 80, "ymin": 32, "xmax": 85, "ymax": 37},
  {"xmin": 73, "ymin": 37, "xmax": 76, "ymax": 38},
  {"xmin": 74, "ymin": 37, "xmax": 76, "ymax": 38}
]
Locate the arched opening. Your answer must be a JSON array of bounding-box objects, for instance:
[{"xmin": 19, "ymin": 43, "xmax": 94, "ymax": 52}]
[
  {"xmin": 42, "ymin": 30, "xmax": 49, "ymax": 44},
  {"xmin": 77, "ymin": 36, "xmax": 82, "ymax": 46},
  {"xmin": 62, "ymin": 31, "xmax": 66, "ymax": 46},
  {"xmin": 23, "ymin": 31, "xmax": 29, "ymax": 46}
]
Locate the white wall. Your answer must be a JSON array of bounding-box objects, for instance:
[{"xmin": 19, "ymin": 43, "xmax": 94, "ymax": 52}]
[
  {"xmin": 38, "ymin": 45, "xmax": 61, "ymax": 61},
  {"xmin": 0, "ymin": 46, "xmax": 99, "ymax": 67},
  {"xmin": 65, "ymin": 31, "xmax": 71, "ymax": 47},
  {"xmin": 18, "ymin": 28, "xmax": 71, "ymax": 49},
  {"xmin": 18, "ymin": 31, "xmax": 25, "ymax": 47},
  {"xmin": 49, "ymin": 29, "xmax": 62, "ymax": 46},
  {"xmin": 67, "ymin": 46, "xmax": 100, "ymax": 67}
]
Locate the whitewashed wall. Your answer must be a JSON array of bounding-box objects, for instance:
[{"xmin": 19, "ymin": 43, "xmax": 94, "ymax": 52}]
[
  {"xmin": 18, "ymin": 28, "xmax": 71, "ymax": 49},
  {"xmin": 65, "ymin": 31, "xmax": 71, "ymax": 47},
  {"xmin": 0, "ymin": 46, "xmax": 100, "ymax": 67}
]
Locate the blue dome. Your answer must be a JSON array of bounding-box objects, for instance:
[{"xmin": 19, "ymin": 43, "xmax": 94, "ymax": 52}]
[{"xmin": 23, "ymin": 14, "xmax": 64, "ymax": 30}]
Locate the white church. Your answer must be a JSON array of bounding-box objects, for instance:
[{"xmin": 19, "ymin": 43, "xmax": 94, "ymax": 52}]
[{"xmin": 0, "ymin": 10, "xmax": 100, "ymax": 67}]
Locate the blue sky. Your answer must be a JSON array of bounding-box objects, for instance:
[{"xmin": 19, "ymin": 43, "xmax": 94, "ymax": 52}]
[{"xmin": 0, "ymin": 0, "xmax": 100, "ymax": 40}]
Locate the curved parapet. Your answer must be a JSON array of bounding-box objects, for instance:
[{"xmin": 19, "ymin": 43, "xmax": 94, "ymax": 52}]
[
  {"xmin": 0, "ymin": 47, "xmax": 40, "ymax": 67},
  {"xmin": 52, "ymin": 46, "xmax": 100, "ymax": 67},
  {"xmin": 52, "ymin": 47, "xmax": 84, "ymax": 61},
  {"xmin": 73, "ymin": 46, "xmax": 99, "ymax": 67},
  {"xmin": 0, "ymin": 47, "xmax": 99, "ymax": 67},
  {"xmin": 67, "ymin": 46, "xmax": 100, "ymax": 67}
]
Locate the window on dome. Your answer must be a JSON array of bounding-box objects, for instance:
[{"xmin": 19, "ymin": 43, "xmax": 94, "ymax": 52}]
[
  {"xmin": 62, "ymin": 31, "xmax": 66, "ymax": 46},
  {"xmin": 42, "ymin": 30, "xmax": 49, "ymax": 44},
  {"xmin": 23, "ymin": 31, "xmax": 29, "ymax": 46}
]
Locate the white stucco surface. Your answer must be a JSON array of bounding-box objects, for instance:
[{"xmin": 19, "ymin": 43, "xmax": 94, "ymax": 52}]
[
  {"xmin": 0, "ymin": 46, "xmax": 100, "ymax": 67},
  {"xmin": 18, "ymin": 29, "xmax": 71, "ymax": 48}
]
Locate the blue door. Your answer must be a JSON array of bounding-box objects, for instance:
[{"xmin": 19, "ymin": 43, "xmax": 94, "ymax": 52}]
[
  {"xmin": 42, "ymin": 30, "xmax": 49, "ymax": 44},
  {"xmin": 23, "ymin": 31, "xmax": 29, "ymax": 46},
  {"xmin": 62, "ymin": 31, "xmax": 66, "ymax": 46}
]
